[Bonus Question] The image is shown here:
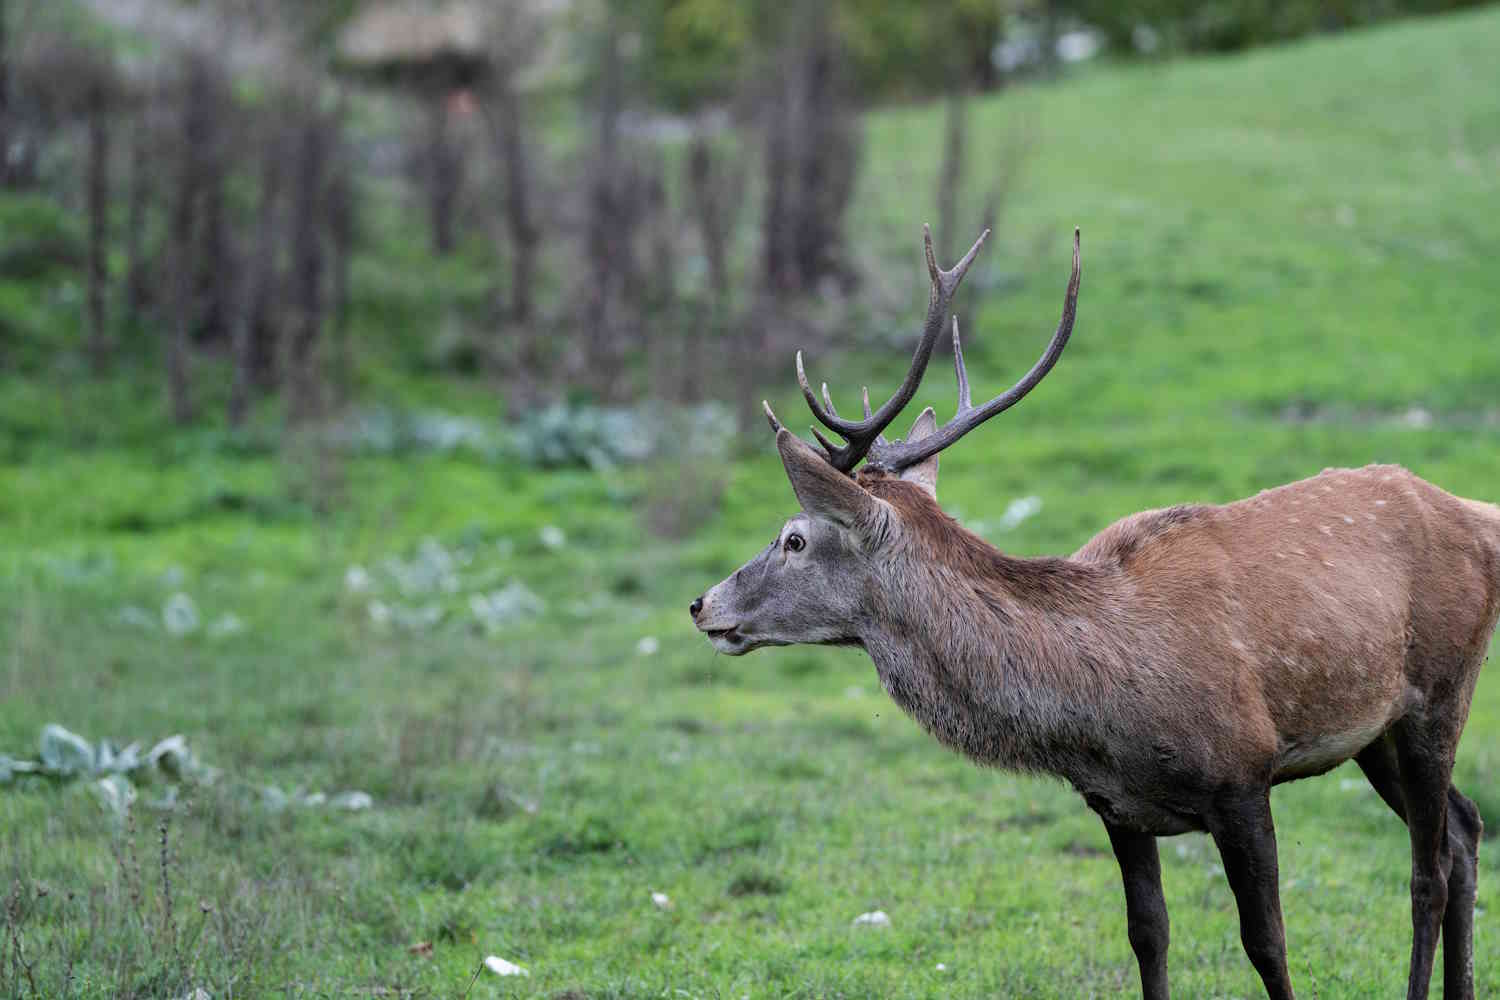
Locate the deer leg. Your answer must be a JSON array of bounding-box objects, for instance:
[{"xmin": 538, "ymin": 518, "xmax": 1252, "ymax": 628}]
[
  {"xmin": 1442, "ymin": 786, "xmax": 1481, "ymax": 1000},
  {"xmin": 1356, "ymin": 736, "xmax": 1481, "ymax": 1000},
  {"xmin": 1389, "ymin": 716, "xmax": 1457, "ymax": 1000},
  {"xmin": 1106, "ymin": 822, "xmax": 1170, "ymax": 1000},
  {"xmin": 1205, "ymin": 788, "xmax": 1295, "ymax": 1000}
]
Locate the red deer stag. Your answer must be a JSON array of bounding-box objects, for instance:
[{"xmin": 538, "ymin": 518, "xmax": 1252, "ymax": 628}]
[{"xmin": 689, "ymin": 226, "xmax": 1492, "ymax": 999}]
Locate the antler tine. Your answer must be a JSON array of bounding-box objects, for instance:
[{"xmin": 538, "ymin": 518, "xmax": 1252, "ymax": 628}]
[
  {"xmin": 951, "ymin": 315, "xmax": 972, "ymax": 411},
  {"xmin": 762, "ymin": 400, "xmax": 783, "ymax": 433},
  {"xmin": 808, "ymin": 425, "xmax": 842, "ymax": 458},
  {"xmin": 821, "ymin": 383, "xmax": 840, "ymax": 420},
  {"xmin": 791, "ymin": 225, "xmax": 991, "ymax": 471},
  {"xmin": 861, "ymin": 387, "xmax": 890, "ymax": 445},
  {"xmin": 868, "ymin": 227, "xmax": 1081, "ymax": 473}
]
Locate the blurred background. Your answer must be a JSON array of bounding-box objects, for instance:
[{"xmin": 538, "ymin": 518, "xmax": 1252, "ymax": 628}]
[{"xmin": 1, "ymin": 0, "xmax": 1498, "ymax": 996}]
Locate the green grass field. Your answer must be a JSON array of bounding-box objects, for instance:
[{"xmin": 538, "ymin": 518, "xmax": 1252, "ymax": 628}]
[{"xmin": 4, "ymin": 7, "xmax": 1500, "ymax": 997}]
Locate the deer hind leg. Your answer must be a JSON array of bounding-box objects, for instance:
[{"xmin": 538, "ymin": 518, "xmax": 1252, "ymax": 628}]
[
  {"xmin": 1105, "ymin": 822, "xmax": 1170, "ymax": 1000},
  {"xmin": 1355, "ymin": 736, "xmax": 1481, "ymax": 1000},
  {"xmin": 1205, "ymin": 787, "xmax": 1295, "ymax": 1000},
  {"xmin": 1442, "ymin": 786, "xmax": 1481, "ymax": 1000},
  {"xmin": 1386, "ymin": 715, "xmax": 1461, "ymax": 1000}
]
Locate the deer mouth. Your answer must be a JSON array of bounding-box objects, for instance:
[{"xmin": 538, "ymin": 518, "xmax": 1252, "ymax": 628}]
[{"xmin": 703, "ymin": 626, "xmax": 749, "ymax": 652}]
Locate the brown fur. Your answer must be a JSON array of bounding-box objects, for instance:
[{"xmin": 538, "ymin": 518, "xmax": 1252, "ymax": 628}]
[
  {"xmin": 852, "ymin": 462, "xmax": 1498, "ymax": 999},
  {"xmin": 696, "ymin": 225, "xmax": 1491, "ymax": 996},
  {"xmin": 697, "ymin": 439, "xmax": 1496, "ymax": 998},
  {"xmin": 854, "ymin": 464, "xmax": 1500, "ymax": 808}
]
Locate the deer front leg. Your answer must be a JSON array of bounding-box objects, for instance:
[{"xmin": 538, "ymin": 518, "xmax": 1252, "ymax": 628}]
[
  {"xmin": 1206, "ymin": 788, "xmax": 1295, "ymax": 1000},
  {"xmin": 1106, "ymin": 822, "xmax": 1170, "ymax": 1000}
]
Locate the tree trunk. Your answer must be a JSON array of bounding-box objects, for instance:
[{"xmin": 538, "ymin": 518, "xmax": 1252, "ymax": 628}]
[
  {"xmin": 285, "ymin": 111, "xmax": 326, "ymax": 424},
  {"xmin": 760, "ymin": 69, "xmax": 793, "ymax": 292},
  {"xmin": 326, "ymin": 102, "xmax": 354, "ymax": 406},
  {"xmin": 166, "ymin": 64, "xmax": 205, "ymax": 426},
  {"xmin": 193, "ymin": 71, "xmax": 232, "ymax": 346},
  {"xmin": 86, "ymin": 82, "xmax": 111, "ymax": 372},
  {"xmin": 686, "ymin": 133, "xmax": 742, "ymax": 410},
  {"xmin": 0, "ymin": 0, "xmax": 10, "ymax": 189},
  {"xmin": 936, "ymin": 91, "xmax": 966, "ymax": 266},
  {"xmin": 197, "ymin": 158, "xmax": 230, "ymax": 344},
  {"xmin": 582, "ymin": 12, "xmax": 629, "ymax": 388},
  {"xmin": 758, "ymin": 8, "xmax": 857, "ymax": 295},
  {"xmin": 123, "ymin": 100, "xmax": 152, "ymax": 325},
  {"xmin": 228, "ymin": 122, "xmax": 284, "ymax": 428},
  {"xmin": 426, "ymin": 94, "xmax": 460, "ymax": 256},
  {"xmin": 492, "ymin": 76, "xmax": 537, "ymax": 325},
  {"xmin": 166, "ymin": 178, "xmax": 195, "ymax": 424}
]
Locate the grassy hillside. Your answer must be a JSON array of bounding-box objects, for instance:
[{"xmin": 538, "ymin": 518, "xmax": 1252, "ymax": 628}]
[{"xmin": 4, "ymin": 7, "xmax": 1500, "ymax": 997}]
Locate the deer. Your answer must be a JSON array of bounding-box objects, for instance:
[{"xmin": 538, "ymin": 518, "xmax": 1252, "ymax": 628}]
[{"xmin": 689, "ymin": 225, "xmax": 1494, "ymax": 999}]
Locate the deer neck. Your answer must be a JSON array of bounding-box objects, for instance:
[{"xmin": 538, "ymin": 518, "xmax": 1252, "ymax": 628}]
[{"xmin": 860, "ymin": 535, "xmax": 1131, "ymax": 776}]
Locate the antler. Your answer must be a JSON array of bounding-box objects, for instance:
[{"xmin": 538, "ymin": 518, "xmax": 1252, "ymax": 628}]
[
  {"xmin": 764, "ymin": 225, "xmax": 990, "ymax": 473},
  {"xmin": 764, "ymin": 226, "xmax": 1081, "ymax": 476},
  {"xmin": 865, "ymin": 227, "xmax": 1081, "ymax": 472}
]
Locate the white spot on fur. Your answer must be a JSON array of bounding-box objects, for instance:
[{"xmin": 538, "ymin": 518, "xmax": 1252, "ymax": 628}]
[{"xmin": 1342, "ymin": 515, "xmax": 1354, "ymax": 524}]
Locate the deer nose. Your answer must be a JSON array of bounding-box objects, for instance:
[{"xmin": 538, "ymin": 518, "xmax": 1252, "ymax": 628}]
[{"xmin": 689, "ymin": 596, "xmax": 704, "ymax": 619}]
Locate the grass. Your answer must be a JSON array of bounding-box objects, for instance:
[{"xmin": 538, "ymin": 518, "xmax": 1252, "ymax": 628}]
[{"xmin": 4, "ymin": 7, "xmax": 1500, "ymax": 996}]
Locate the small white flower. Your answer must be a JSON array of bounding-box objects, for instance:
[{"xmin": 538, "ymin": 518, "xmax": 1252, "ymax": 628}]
[
  {"xmin": 117, "ymin": 605, "xmax": 156, "ymax": 630},
  {"xmin": 539, "ymin": 525, "xmax": 566, "ymax": 549},
  {"xmin": 208, "ymin": 613, "xmax": 245, "ymax": 639},
  {"xmin": 332, "ymin": 791, "xmax": 373, "ymax": 811},
  {"xmin": 636, "ymin": 636, "xmax": 660, "ymax": 656},
  {"xmin": 1401, "ymin": 406, "xmax": 1433, "ymax": 429},
  {"xmin": 471, "ymin": 582, "xmax": 545, "ymax": 632},
  {"xmin": 936, "ymin": 962, "xmax": 948, "ymax": 972},
  {"xmin": 163, "ymin": 593, "xmax": 200, "ymax": 636},
  {"xmin": 484, "ymin": 955, "xmax": 529, "ymax": 977},
  {"xmin": 651, "ymin": 891, "xmax": 672, "ymax": 910},
  {"xmin": 853, "ymin": 910, "xmax": 891, "ymax": 928}
]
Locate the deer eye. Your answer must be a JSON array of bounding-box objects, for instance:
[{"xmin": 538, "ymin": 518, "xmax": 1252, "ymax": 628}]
[{"xmin": 784, "ymin": 532, "xmax": 806, "ymax": 553}]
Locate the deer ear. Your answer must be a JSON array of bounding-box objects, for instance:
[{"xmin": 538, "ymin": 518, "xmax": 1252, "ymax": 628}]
[
  {"xmin": 898, "ymin": 407, "xmax": 939, "ymax": 499},
  {"xmin": 776, "ymin": 429, "xmax": 881, "ymax": 528}
]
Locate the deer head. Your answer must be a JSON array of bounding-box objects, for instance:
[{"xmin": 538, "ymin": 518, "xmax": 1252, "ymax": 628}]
[{"xmin": 690, "ymin": 225, "xmax": 1081, "ymax": 654}]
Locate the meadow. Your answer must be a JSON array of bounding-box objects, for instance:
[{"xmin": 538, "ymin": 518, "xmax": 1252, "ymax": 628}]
[{"xmin": 3, "ymin": 7, "xmax": 1500, "ymax": 996}]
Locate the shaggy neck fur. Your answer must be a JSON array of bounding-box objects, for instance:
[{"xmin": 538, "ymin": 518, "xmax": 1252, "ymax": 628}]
[{"xmin": 856, "ymin": 474, "xmax": 1142, "ymax": 779}]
